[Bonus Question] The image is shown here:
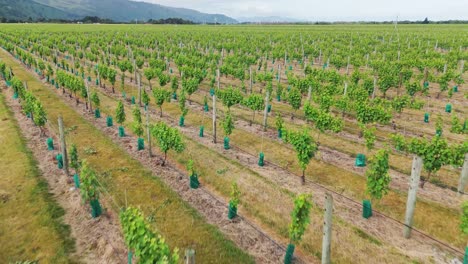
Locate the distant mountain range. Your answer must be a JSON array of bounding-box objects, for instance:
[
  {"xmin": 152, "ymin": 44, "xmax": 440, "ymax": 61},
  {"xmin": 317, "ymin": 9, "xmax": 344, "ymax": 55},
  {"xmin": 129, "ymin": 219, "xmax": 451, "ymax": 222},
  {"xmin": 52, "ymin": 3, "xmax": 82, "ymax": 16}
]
[
  {"xmin": 236, "ymin": 16, "xmax": 303, "ymax": 23},
  {"xmin": 0, "ymin": 0, "xmax": 237, "ymax": 23}
]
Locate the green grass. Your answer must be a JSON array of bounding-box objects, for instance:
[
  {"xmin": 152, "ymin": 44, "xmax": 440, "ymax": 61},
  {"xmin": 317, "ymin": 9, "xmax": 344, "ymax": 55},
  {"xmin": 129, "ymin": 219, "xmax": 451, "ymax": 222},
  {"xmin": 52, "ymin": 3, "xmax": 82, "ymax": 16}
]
[{"xmin": 0, "ymin": 92, "xmax": 75, "ymax": 263}]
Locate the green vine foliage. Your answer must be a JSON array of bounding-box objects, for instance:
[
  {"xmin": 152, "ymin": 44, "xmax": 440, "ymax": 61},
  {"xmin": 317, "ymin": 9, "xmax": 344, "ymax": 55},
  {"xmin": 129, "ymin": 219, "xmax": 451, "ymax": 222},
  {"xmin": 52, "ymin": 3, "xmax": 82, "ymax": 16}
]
[
  {"xmin": 450, "ymin": 115, "xmax": 464, "ymax": 134},
  {"xmin": 275, "ymin": 113, "xmax": 284, "ymax": 131},
  {"xmin": 144, "ymin": 68, "xmax": 156, "ymax": 89},
  {"xmin": 132, "ymin": 107, "xmax": 144, "ymax": 137},
  {"xmin": 360, "ymin": 124, "xmax": 377, "ymax": 151},
  {"xmin": 304, "ymin": 103, "xmax": 343, "ymax": 133},
  {"xmin": 355, "ymin": 101, "xmax": 392, "ymax": 125},
  {"xmin": 229, "ymin": 182, "xmax": 241, "ymax": 208},
  {"xmin": 186, "ymin": 159, "xmax": 196, "ymax": 177},
  {"xmin": 391, "ymin": 95, "xmax": 410, "ymax": 114},
  {"xmin": 171, "ymin": 76, "xmax": 179, "ymax": 95},
  {"xmin": 11, "ymin": 77, "xmax": 25, "ymax": 99},
  {"xmin": 242, "ymin": 93, "xmax": 264, "ymax": 125},
  {"xmin": 142, "ymin": 89, "xmax": 150, "ymax": 106},
  {"xmin": 216, "ymin": 86, "xmax": 243, "ymax": 109},
  {"xmin": 283, "ymin": 128, "xmax": 318, "ymax": 180},
  {"xmin": 91, "ymin": 91, "xmax": 100, "ymax": 109},
  {"xmin": 70, "ymin": 144, "xmax": 80, "ymax": 171},
  {"xmin": 405, "ymin": 81, "xmax": 422, "ymax": 96},
  {"xmin": 289, "ymin": 194, "xmax": 312, "ymax": 243},
  {"xmin": 390, "ymin": 133, "xmax": 406, "ymax": 151},
  {"xmin": 22, "ymin": 90, "xmax": 36, "ymax": 116},
  {"xmin": 365, "ymin": 149, "xmax": 391, "ymax": 200},
  {"xmin": 152, "ymin": 87, "xmax": 171, "ymax": 117},
  {"xmin": 79, "ymin": 160, "xmax": 99, "ymax": 203},
  {"xmin": 33, "ymin": 101, "xmax": 47, "ymax": 129},
  {"xmin": 287, "ymin": 87, "xmax": 302, "ymax": 113},
  {"xmin": 115, "ymin": 101, "xmax": 126, "ymax": 125},
  {"xmin": 407, "ymin": 136, "xmax": 452, "ymax": 185},
  {"xmin": 120, "ymin": 207, "xmax": 179, "ymax": 264},
  {"xmin": 223, "ymin": 111, "xmax": 235, "ymax": 136},
  {"xmin": 461, "ymin": 201, "xmax": 468, "ymax": 235},
  {"xmin": 178, "ymin": 91, "xmax": 188, "ymax": 117},
  {"xmin": 150, "ymin": 122, "xmax": 185, "ymax": 165},
  {"xmin": 448, "ymin": 142, "xmax": 468, "ymax": 168}
]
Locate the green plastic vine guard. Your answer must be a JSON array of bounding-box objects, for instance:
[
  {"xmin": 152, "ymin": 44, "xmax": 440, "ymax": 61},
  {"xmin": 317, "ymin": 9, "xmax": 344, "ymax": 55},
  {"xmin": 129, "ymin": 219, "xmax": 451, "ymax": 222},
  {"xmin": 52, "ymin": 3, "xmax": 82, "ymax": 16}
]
[
  {"xmin": 90, "ymin": 199, "xmax": 102, "ymax": 218},
  {"xmin": 55, "ymin": 83, "xmax": 59, "ymax": 89},
  {"xmin": 355, "ymin": 154, "xmax": 366, "ymax": 167},
  {"xmin": 95, "ymin": 109, "xmax": 101, "ymax": 118},
  {"xmin": 26, "ymin": 112, "xmax": 31, "ymax": 118},
  {"xmin": 131, "ymin": 96, "xmax": 135, "ymax": 105},
  {"xmin": 228, "ymin": 203, "xmax": 237, "ymax": 219},
  {"xmin": 284, "ymin": 244, "xmax": 295, "ymax": 264},
  {"xmin": 204, "ymin": 103, "xmax": 209, "ymax": 112},
  {"xmin": 363, "ymin": 200, "xmax": 372, "ymax": 219},
  {"xmin": 424, "ymin": 113, "xmax": 429, "ymax": 123},
  {"xmin": 137, "ymin": 138, "xmax": 144, "ymax": 150},
  {"xmin": 453, "ymin": 86, "xmax": 458, "ymax": 92},
  {"xmin": 13, "ymin": 92, "xmax": 18, "ymax": 99},
  {"xmin": 46, "ymin": 137, "xmax": 54, "ymax": 150},
  {"xmin": 118, "ymin": 126, "xmax": 125, "ymax": 137},
  {"xmin": 169, "ymin": 68, "xmax": 173, "ymax": 74},
  {"xmin": 209, "ymin": 88, "xmax": 215, "ymax": 96},
  {"xmin": 106, "ymin": 116, "xmax": 113, "ymax": 127},
  {"xmin": 51, "ymin": 79, "xmax": 55, "ymax": 85},
  {"xmin": 258, "ymin": 152, "xmax": 265, "ymax": 167},
  {"xmin": 445, "ymin": 104, "xmax": 452, "ymax": 113},
  {"xmin": 95, "ymin": 79, "xmax": 99, "ymax": 85},
  {"xmin": 278, "ymin": 129, "xmax": 282, "ymax": 138},
  {"xmin": 424, "ymin": 81, "xmax": 429, "ymax": 88},
  {"xmin": 463, "ymin": 246, "xmax": 467, "ymax": 264},
  {"xmin": 179, "ymin": 116, "xmax": 185, "ymax": 127},
  {"xmin": 73, "ymin": 174, "xmax": 80, "ymax": 188},
  {"xmin": 224, "ymin": 137, "xmax": 230, "ymax": 150},
  {"xmin": 267, "ymin": 104, "xmax": 272, "ymax": 113},
  {"xmin": 436, "ymin": 129, "xmax": 443, "ymax": 137},
  {"xmin": 87, "ymin": 76, "xmax": 91, "ymax": 82},
  {"xmin": 199, "ymin": 126, "xmax": 204, "ymax": 137},
  {"xmin": 190, "ymin": 174, "xmax": 200, "ymax": 189},
  {"xmin": 56, "ymin": 154, "xmax": 63, "ymax": 169},
  {"xmin": 172, "ymin": 92, "xmax": 177, "ymax": 100},
  {"xmin": 128, "ymin": 251, "xmax": 133, "ymax": 264},
  {"xmin": 277, "ymin": 95, "xmax": 281, "ymax": 102}
]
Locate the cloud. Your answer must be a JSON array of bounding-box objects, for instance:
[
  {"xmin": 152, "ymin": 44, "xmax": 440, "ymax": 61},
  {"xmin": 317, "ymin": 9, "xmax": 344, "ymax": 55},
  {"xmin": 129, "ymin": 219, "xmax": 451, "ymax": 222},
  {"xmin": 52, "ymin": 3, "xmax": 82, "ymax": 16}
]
[{"xmin": 136, "ymin": 0, "xmax": 468, "ymax": 21}]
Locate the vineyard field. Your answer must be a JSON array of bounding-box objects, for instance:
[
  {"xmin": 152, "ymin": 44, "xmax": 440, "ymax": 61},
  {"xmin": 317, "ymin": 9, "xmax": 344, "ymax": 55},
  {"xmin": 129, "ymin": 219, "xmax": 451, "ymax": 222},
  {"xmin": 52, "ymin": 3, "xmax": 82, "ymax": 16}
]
[{"xmin": 0, "ymin": 23, "xmax": 467, "ymax": 264}]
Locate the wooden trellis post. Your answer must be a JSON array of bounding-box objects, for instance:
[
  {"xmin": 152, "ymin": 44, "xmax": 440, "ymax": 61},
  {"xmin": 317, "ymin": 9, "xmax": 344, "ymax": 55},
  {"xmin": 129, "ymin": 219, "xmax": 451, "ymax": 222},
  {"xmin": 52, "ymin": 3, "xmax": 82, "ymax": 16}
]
[
  {"xmin": 321, "ymin": 193, "xmax": 333, "ymax": 264},
  {"xmin": 404, "ymin": 156, "xmax": 423, "ymax": 238},
  {"xmin": 58, "ymin": 116, "xmax": 69, "ymax": 176}
]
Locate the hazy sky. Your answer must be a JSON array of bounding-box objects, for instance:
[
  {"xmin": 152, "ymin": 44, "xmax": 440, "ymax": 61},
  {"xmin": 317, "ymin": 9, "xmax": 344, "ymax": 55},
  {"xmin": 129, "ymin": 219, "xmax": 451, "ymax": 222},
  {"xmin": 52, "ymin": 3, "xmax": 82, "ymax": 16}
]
[{"xmin": 138, "ymin": 0, "xmax": 468, "ymax": 21}]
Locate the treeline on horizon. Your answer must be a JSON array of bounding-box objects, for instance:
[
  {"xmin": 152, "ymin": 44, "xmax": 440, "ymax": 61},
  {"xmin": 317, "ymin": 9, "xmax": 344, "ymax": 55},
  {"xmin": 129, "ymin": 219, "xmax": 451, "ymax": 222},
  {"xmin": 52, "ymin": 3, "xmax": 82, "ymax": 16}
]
[{"xmin": 0, "ymin": 16, "xmax": 467, "ymax": 25}]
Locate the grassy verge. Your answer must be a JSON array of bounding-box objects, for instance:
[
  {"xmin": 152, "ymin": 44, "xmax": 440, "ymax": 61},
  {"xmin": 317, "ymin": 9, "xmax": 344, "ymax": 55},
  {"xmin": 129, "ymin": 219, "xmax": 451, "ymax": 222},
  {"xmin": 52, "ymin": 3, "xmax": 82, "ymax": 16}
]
[{"xmin": 0, "ymin": 92, "xmax": 74, "ymax": 263}]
